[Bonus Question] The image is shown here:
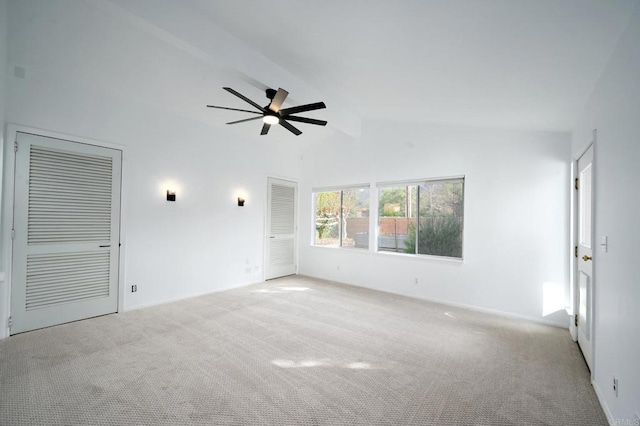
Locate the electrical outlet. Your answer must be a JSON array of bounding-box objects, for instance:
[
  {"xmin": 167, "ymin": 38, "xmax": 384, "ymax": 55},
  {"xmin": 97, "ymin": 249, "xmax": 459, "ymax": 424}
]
[
  {"xmin": 336, "ymin": 265, "xmax": 340, "ymax": 271},
  {"xmin": 414, "ymin": 278, "xmax": 419, "ymax": 284},
  {"xmin": 131, "ymin": 285, "xmax": 137, "ymax": 293},
  {"xmin": 613, "ymin": 377, "xmax": 618, "ymax": 397}
]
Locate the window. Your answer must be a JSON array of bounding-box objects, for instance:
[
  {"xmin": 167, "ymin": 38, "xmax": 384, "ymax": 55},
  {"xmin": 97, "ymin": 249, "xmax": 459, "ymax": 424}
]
[
  {"xmin": 378, "ymin": 178, "xmax": 464, "ymax": 258},
  {"xmin": 313, "ymin": 187, "xmax": 370, "ymax": 248}
]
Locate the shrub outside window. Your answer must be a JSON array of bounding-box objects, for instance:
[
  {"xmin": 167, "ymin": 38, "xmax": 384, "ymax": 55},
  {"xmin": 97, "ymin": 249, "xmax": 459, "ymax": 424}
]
[
  {"xmin": 314, "ymin": 187, "xmax": 370, "ymax": 248},
  {"xmin": 378, "ymin": 178, "xmax": 464, "ymax": 258}
]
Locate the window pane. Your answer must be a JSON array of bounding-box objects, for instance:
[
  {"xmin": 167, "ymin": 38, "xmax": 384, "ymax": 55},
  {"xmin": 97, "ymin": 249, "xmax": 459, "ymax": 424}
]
[
  {"xmin": 342, "ymin": 188, "xmax": 370, "ymax": 249},
  {"xmin": 416, "ymin": 179, "xmax": 464, "ymax": 258},
  {"xmin": 314, "ymin": 191, "xmax": 341, "ymax": 246},
  {"xmin": 378, "ymin": 186, "xmax": 417, "ymax": 253}
]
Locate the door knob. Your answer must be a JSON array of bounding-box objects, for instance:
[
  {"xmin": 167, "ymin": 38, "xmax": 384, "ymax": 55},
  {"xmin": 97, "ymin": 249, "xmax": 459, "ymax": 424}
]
[{"xmin": 582, "ymin": 255, "xmax": 593, "ymax": 261}]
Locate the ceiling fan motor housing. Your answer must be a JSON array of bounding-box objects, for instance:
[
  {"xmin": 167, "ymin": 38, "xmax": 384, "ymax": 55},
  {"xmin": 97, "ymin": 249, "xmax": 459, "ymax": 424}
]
[{"xmin": 265, "ymin": 88, "xmax": 277, "ymax": 100}]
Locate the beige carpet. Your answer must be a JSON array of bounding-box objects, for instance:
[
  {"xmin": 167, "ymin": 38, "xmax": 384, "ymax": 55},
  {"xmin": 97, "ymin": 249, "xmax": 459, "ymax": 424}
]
[{"xmin": 0, "ymin": 275, "xmax": 606, "ymax": 425}]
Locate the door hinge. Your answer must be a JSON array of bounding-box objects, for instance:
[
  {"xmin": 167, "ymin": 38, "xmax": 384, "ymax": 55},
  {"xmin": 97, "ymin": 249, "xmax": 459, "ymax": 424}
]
[
  {"xmin": 14, "ymin": 141, "xmax": 18, "ymax": 153},
  {"xmin": 8, "ymin": 316, "xmax": 12, "ymax": 328},
  {"xmin": 10, "ymin": 229, "xmax": 15, "ymax": 240},
  {"xmin": 574, "ymin": 178, "xmax": 579, "ymax": 190},
  {"xmin": 574, "ymin": 246, "xmax": 578, "ymax": 258},
  {"xmin": 574, "ymin": 314, "xmax": 578, "ymax": 327}
]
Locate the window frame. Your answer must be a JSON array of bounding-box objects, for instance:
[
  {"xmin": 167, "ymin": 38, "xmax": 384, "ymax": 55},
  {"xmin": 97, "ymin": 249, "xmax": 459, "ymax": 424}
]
[
  {"xmin": 310, "ymin": 176, "xmax": 465, "ymax": 261},
  {"xmin": 376, "ymin": 176, "xmax": 465, "ymax": 260},
  {"xmin": 312, "ymin": 184, "xmax": 371, "ymax": 249}
]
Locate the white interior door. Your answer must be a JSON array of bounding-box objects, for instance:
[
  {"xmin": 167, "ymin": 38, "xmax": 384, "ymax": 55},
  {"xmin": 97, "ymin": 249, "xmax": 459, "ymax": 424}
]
[
  {"xmin": 576, "ymin": 145, "xmax": 594, "ymax": 370},
  {"xmin": 10, "ymin": 132, "xmax": 122, "ymax": 334},
  {"xmin": 265, "ymin": 178, "xmax": 297, "ymax": 280}
]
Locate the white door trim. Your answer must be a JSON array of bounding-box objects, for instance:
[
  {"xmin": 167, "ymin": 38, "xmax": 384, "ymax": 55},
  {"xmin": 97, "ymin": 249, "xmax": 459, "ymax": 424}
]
[{"xmin": 1, "ymin": 124, "xmax": 127, "ymax": 339}]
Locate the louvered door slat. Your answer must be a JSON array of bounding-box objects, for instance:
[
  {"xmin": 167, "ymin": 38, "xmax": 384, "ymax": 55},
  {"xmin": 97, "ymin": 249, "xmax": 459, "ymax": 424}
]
[
  {"xmin": 30, "ymin": 189, "xmax": 112, "ymax": 198},
  {"xmin": 27, "ymin": 268, "xmax": 110, "ymax": 284},
  {"xmin": 26, "ymin": 289, "xmax": 110, "ymax": 310},
  {"xmin": 27, "ymin": 281, "xmax": 110, "ymax": 299}
]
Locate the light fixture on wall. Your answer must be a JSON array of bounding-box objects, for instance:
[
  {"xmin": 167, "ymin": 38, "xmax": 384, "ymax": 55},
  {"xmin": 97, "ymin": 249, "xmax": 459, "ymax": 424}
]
[
  {"xmin": 167, "ymin": 190, "xmax": 176, "ymax": 202},
  {"xmin": 237, "ymin": 197, "xmax": 245, "ymax": 207}
]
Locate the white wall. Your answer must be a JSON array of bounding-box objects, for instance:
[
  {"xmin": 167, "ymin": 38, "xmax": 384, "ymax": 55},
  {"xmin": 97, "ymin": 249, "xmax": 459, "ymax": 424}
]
[
  {"xmin": 0, "ymin": 0, "xmax": 7, "ymax": 335},
  {"xmin": 0, "ymin": 0, "xmax": 308, "ymax": 338},
  {"xmin": 571, "ymin": 2, "xmax": 640, "ymax": 422},
  {"xmin": 299, "ymin": 122, "xmax": 571, "ymax": 327}
]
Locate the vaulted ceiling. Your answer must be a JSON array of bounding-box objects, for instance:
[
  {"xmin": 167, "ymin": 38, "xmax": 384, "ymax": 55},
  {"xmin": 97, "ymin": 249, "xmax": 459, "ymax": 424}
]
[
  {"xmin": 189, "ymin": 0, "xmax": 637, "ymax": 132},
  {"xmin": 112, "ymin": 0, "xmax": 637, "ymax": 133}
]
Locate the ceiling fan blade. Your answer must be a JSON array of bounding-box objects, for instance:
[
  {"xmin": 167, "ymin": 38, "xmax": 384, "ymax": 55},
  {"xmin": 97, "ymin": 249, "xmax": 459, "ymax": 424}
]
[
  {"xmin": 223, "ymin": 87, "xmax": 265, "ymax": 112},
  {"xmin": 280, "ymin": 101, "xmax": 326, "ymax": 116},
  {"xmin": 207, "ymin": 105, "xmax": 262, "ymax": 115},
  {"xmin": 226, "ymin": 116, "xmax": 264, "ymax": 125},
  {"xmin": 279, "ymin": 120, "xmax": 302, "ymax": 136},
  {"xmin": 260, "ymin": 123, "xmax": 271, "ymax": 135},
  {"xmin": 284, "ymin": 116, "xmax": 327, "ymax": 126},
  {"xmin": 269, "ymin": 88, "xmax": 289, "ymax": 112}
]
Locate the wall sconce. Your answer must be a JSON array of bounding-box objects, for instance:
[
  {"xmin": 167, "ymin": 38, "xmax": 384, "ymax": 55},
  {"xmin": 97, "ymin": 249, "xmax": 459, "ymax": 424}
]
[
  {"xmin": 167, "ymin": 190, "xmax": 176, "ymax": 202},
  {"xmin": 237, "ymin": 197, "xmax": 245, "ymax": 207}
]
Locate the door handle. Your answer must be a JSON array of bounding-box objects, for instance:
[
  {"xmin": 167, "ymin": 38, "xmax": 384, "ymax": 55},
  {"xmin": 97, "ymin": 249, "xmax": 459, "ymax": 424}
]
[
  {"xmin": 582, "ymin": 255, "xmax": 592, "ymax": 261},
  {"xmin": 99, "ymin": 245, "xmax": 111, "ymax": 248},
  {"xmin": 270, "ymin": 236, "xmax": 275, "ymax": 239}
]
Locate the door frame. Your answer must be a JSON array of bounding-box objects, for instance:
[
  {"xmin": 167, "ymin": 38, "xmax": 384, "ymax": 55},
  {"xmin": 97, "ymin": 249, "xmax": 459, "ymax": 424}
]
[
  {"xmin": 1, "ymin": 124, "xmax": 128, "ymax": 339},
  {"xmin": 570, "ymin": 131, "xmax": 596, "ymax": 378},
  {"xmin": 264, "ymin": 175, "xmax": 298, "ymax": 281}
]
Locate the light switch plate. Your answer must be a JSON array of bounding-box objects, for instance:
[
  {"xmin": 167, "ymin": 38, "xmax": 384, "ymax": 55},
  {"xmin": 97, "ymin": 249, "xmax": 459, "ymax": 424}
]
[{"xmin": 600, "ymin": 235, "xmax": 608, "ymax": 252}]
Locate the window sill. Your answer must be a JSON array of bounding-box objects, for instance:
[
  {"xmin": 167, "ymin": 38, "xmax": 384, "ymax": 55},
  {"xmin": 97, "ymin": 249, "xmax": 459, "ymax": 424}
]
[
  {"xmin": 308, "ymin": 245, "xmax": 463, "ymax": 264},
  {"xmin": 310, "ymin": 244, "xmax": 371, "ymax": 252},
  {"xmin": 375, "ymin": 250, "xmax": 464, "ymax": 264}
]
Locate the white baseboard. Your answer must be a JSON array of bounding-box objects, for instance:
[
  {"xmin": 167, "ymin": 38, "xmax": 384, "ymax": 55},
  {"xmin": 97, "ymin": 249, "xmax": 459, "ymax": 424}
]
[
  {"xmin": 592, "ymin": 379, "xmax": 614, "ymax": 425},
  {"xmin": 124, "ymin": 279, "xmax": 264, "ymax": 312},
  {"xmin": 414, "ymin": 293, "xmax": 569, "ymax": 328},
  {"xmin": 0, "ymin": 280, "xmax": 264, "ymax": 340},
  {"xmin": 300, "ymin": 273, "xmax": 569, "ymax": 329}
]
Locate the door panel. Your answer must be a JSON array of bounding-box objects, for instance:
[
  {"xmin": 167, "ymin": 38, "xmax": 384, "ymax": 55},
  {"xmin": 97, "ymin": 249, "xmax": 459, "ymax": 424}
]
[
  {"xmin": 265, "ymin": 178, "xmax": 297, "ymax": 280},
  {"xmin": 11, "ymin": 132, "xmax": 122, "ymax": 334},
  {"xmin": 578, "ymin": 271, "xmax": 590, "ymax": 340},
  {"xmin": 576, "ymin": 145, "xmax": 594, "ymax": 370}
]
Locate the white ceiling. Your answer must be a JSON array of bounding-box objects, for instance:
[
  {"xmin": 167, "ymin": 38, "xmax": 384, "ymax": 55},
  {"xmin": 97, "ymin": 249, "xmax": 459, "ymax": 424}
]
[{"xmin": 185, "ymin": 0, "xmax": 636, "ymax": 132}]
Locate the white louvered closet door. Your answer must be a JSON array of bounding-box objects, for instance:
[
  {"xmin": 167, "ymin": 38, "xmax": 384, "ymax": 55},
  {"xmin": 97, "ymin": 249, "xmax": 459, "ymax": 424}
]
[
  {"xmin": 10, "ymin": 132, "xmax": 122, "ymax": 334},
  {"xmin": 265, "ymin": 178, "xmax": 297, "ymax": 280}
]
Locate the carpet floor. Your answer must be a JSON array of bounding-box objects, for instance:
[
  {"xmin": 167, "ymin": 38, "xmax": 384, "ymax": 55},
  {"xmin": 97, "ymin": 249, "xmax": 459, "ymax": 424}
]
[{"xmin": 0, "ymin": 275, "xmax": 607, "ymax": 425}]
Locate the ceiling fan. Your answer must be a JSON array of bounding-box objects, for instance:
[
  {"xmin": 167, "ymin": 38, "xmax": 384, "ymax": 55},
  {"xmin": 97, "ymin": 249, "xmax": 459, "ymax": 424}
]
[{"xmin": 207, "ymin": 87, "xmax": 327, "ymax": 136}]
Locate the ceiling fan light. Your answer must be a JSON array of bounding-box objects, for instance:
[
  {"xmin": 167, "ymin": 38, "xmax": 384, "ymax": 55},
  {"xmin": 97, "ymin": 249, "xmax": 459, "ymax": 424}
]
[{"xmin": 263, "ymin": 114, "xmax": 279, "ymax": 125}]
